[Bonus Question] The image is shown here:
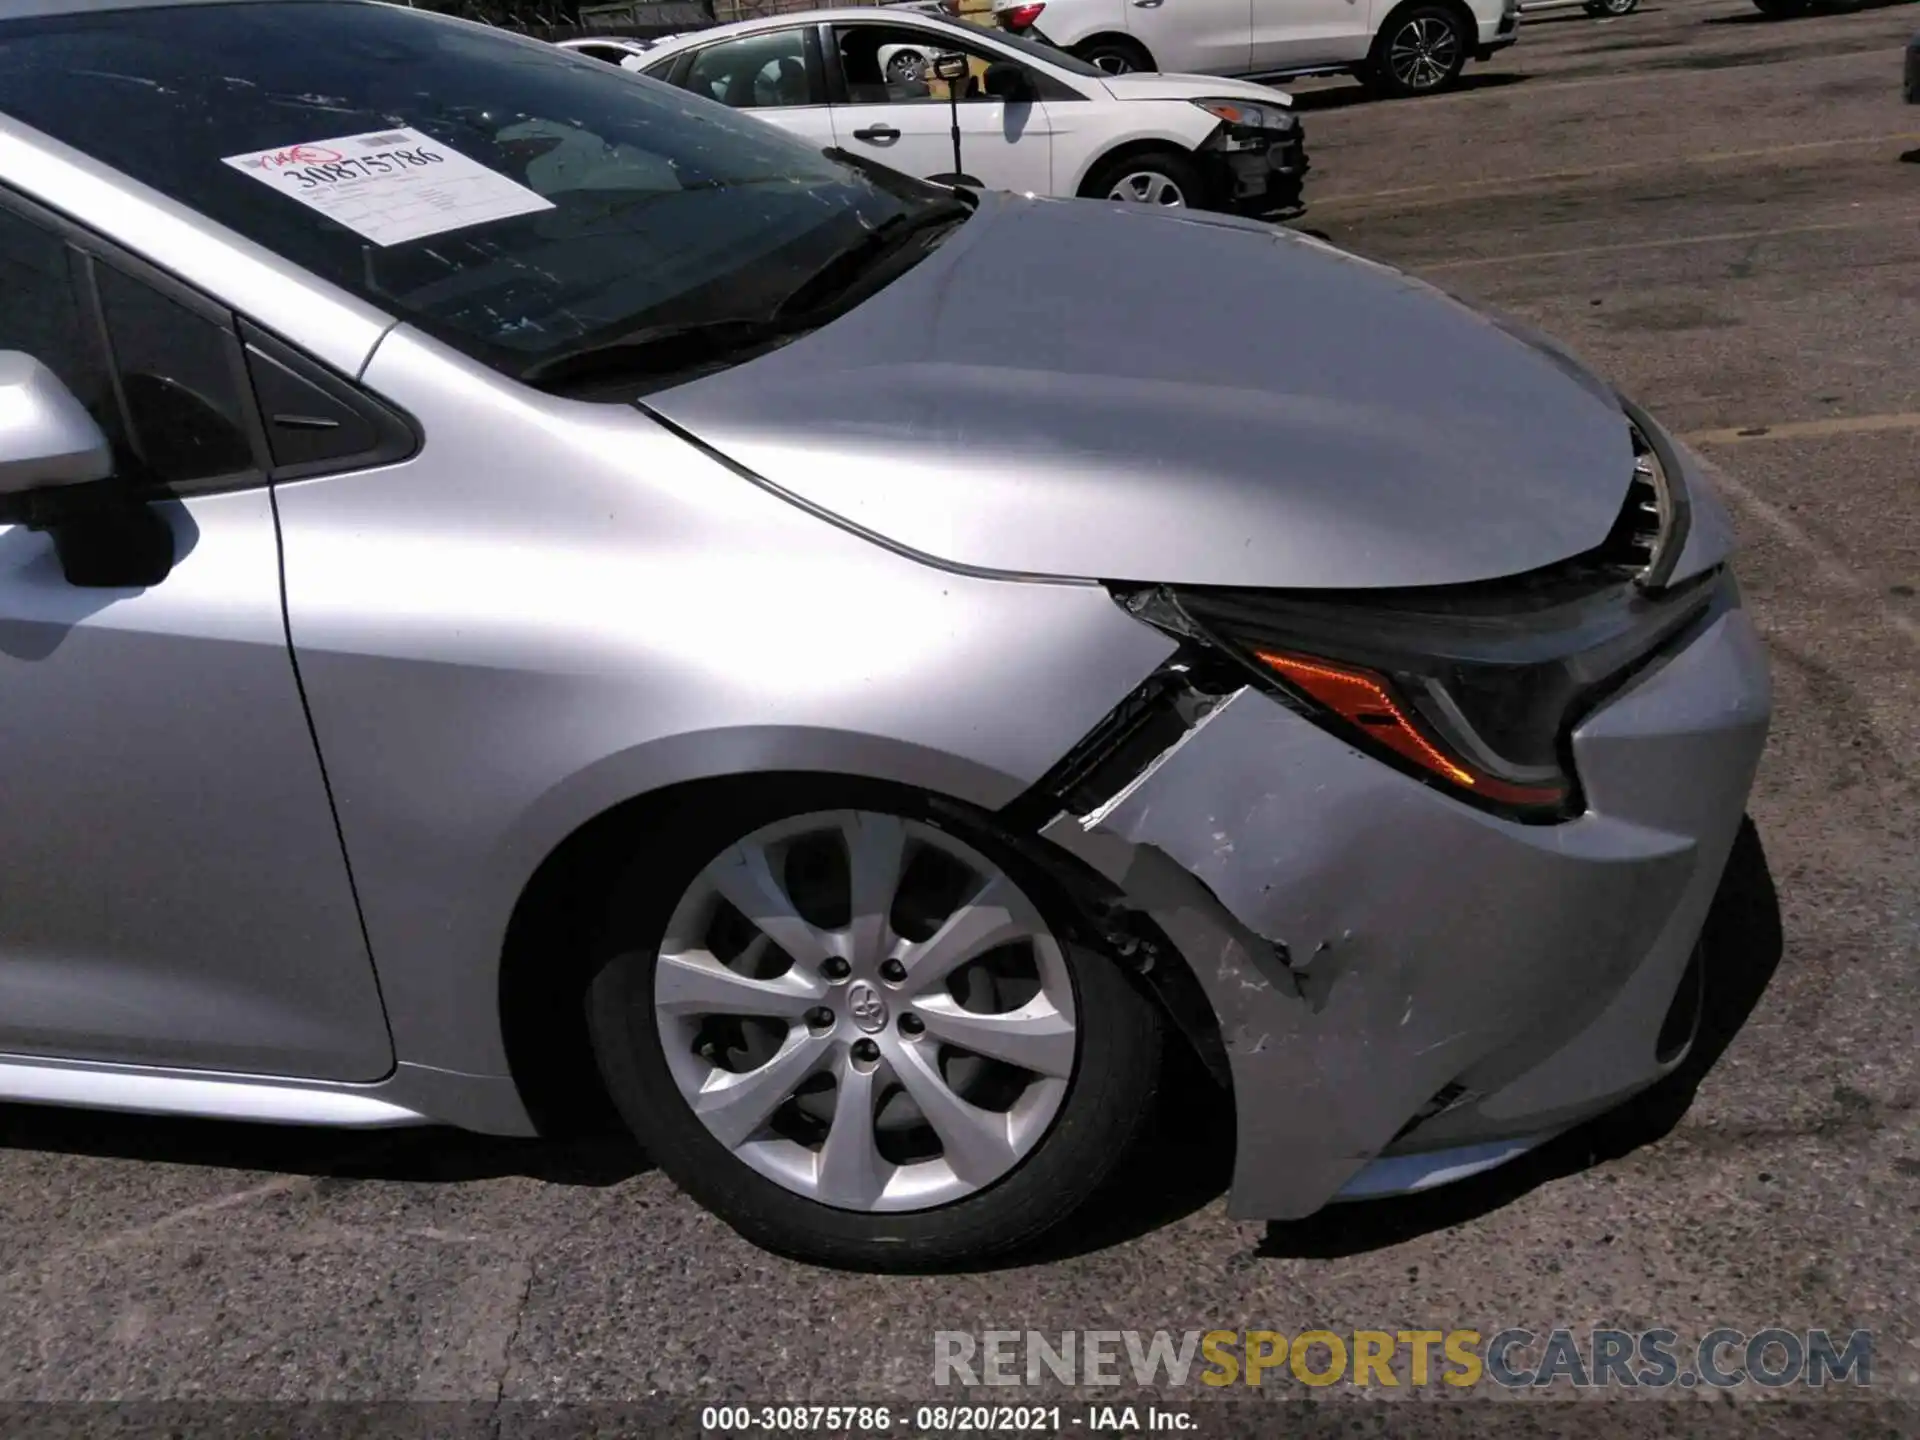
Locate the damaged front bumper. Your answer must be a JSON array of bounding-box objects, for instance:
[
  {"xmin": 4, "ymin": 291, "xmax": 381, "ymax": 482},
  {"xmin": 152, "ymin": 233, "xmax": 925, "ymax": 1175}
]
[
  {"xmin": 1201, "ymin": 124, "xmax": 1310, "ymax": 221},
  {"xmin": 1035, "ymin": 575, "xmax": 1770, "ymax": 1219}
]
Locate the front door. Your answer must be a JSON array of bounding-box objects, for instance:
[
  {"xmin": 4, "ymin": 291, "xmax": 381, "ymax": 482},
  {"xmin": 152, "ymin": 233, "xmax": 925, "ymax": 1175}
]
[
  {"xmin": 0, "ymin": 192, "xmax": 392, "ymax": 1081},
  {"xmin": 828, "ymin": 23, "xmax": 1055, "ymax": 195},
  {"xmin": 1125, "ymin": 0, "xmax": 1254, "ymax": 76},
  {"xmin": 1249, "ymin": 0, "xmax": 1374, "ymax": 70}
]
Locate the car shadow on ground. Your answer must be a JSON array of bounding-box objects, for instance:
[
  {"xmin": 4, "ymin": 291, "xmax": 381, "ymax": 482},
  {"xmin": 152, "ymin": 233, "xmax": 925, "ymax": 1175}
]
[
  {"xmin": 1705, "ymin": 0, "xmax": 1912, "ymax": 24},
  {"xmin": 0, "ymin": 1102, "xmax": 650, "ymax": 1187},
  {"xmin": 1290, "ymin": 72, "xmax": 1532, "ymax": 113},
  {"xmin": 1258, "ymin": 816, "xmax": 1783, "ymax": 1259},
  {"xmin": 1521, "ymin": 8, "xmax": 1660, "ymax": 27}
]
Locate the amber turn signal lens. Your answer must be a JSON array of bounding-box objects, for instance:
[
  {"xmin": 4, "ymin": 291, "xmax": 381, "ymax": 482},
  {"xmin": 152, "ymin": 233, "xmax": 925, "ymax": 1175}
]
[{"xmin": 1252, "ymin": 649, "xmax": 1568, "ymax": 809}]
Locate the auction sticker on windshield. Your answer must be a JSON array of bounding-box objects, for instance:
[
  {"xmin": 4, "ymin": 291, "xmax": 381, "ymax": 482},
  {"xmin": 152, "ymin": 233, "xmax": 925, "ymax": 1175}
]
[{"xmin": 223, "ymin": 128, "xmax": 553, "ymax": 246}]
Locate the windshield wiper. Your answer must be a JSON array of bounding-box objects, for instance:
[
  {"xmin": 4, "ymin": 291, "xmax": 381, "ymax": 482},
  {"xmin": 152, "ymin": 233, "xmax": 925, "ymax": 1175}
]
[
  {"xmin": 517, "ymin": 197, "xmax": 973, "ymax": 391},
  {"xmin": 772, "ymin": 196, "xmax": 974, "ymax": 322},
  {"xmin": 518, "ymin": 316, "xmax": 793, "ymax": 390}
]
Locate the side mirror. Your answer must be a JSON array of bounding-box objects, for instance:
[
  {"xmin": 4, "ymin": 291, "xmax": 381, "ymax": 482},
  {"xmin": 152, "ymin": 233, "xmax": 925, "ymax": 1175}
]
[
  {"xmin": 983, "ymin": 61, "xmax": 1034, "ymax": 101},
  {"xmin": 0, "ymin": 352, "xmax": 112, "ymax": 499},
  {"xmin": 0, "ymin": 350, "xmax": 174, "ymax": 588}
]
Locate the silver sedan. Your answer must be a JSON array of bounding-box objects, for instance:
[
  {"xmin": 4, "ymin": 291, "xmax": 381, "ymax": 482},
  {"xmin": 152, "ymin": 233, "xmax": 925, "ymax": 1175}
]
[{"xmin": 0, "ymin": 0, "xmax": 1769, "ymax": 1269}]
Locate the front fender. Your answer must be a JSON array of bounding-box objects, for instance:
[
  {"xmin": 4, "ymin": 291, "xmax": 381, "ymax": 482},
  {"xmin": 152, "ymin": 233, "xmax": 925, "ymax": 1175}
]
[
  {"xmin": 1063, "ymin": 113, "xmax": 1219, "ymax": 195},
  {"xmin": 274, "ymin": 327, "xmax": 1176, "ymax": 1079}
]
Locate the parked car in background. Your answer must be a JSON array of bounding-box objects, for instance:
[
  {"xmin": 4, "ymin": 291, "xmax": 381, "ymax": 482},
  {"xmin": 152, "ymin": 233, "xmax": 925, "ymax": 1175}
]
[
  {"xmin": 564, "ymin": 30, "xmax": 947, "ymax": 97},
  {"xmin": 993, "ymin": 0, "xmax": 1519, "ymax": 97},
  {"xmin": 636, "ymin": 9, "xmax": 1309, "ymax": 216}
]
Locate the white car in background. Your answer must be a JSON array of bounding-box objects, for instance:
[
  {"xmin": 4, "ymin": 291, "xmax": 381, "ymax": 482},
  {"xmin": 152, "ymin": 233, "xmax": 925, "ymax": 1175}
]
[
  {"xmin": 629, "ymin": 8, "xmax": 1309, "ymax": 216},
  {"xmin": 562, "ymin": 31, "xmax": 934, "ymax": 87},
  {"xmin": 995, "ymin": 0, "xmax": 1520, "ymax": 97}
]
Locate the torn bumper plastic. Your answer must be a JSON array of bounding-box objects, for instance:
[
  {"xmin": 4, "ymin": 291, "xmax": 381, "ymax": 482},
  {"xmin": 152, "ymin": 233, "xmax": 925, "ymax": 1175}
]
[{"xmin": 1041, "ymin": 582, "xmax": 1771, "ymax": 1219}]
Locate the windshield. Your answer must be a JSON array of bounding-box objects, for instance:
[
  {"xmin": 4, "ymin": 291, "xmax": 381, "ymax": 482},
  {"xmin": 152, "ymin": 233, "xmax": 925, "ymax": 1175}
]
[
  {"xmin": 0, "ymin": 0, "xmax": 955, "ymax": 378},
  {"xmin": 984, "ymin": 21, "xmax": 1107, "ymax": 78}
]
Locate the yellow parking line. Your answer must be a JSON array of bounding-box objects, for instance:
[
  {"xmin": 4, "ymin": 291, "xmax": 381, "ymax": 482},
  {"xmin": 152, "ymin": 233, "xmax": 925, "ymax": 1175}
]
[
  {"xmin": 1687, "ymin": 413, "xmax": 1920, "ymax": 446},
  {"xmin": 1312, "ymin": 134, "xmax": 1920, "ymax": 213},
  {"xmin": 1411, "ymin": 214, "xmax": 1914, "ymax": 270}
]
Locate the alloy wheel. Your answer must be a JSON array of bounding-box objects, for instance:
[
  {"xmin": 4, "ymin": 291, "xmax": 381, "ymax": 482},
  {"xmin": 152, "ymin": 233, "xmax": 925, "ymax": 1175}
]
[
  {"xmin": 1090, "ymin": 52, "xmax": 1136, "ymax": 75},
  {"xmin": 1387, "ymin": 15, "xmax": 1460, "ymax": 92},
  {"xmin": 885, "ymin": 51, "xmax": 925, "ymax": 84},
  {"xmin": 652, "ymin": 811, "xmax": 1078, "ymax": 1213},
  {"xmin": 1107, "ymin": 170, "xmax": 1187, "ymax": 206}
]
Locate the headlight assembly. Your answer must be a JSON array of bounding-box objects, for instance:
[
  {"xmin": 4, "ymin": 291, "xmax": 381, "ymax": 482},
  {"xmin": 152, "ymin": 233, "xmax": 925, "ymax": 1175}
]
[
  {"xmin": 1192, "ymin": 98, "xmax": 1298, "ymax": 133},
  {"xmin": 1112, "ymin": 477, "xmax": 1720, "ymax": 824}
]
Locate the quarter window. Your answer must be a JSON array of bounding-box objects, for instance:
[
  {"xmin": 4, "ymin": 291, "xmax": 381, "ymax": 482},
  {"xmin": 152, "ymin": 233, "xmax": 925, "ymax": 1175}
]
[
  {"xmin": 96, "ymin": 263, "xmax": 254, "ymax": 486},
  {"xmin": 0, "ymin": 198, "xmax": 255, "ymax": 489},
  {"xmin": 0, "ymin": 207, "xmax": 116, "ymax": 442}
]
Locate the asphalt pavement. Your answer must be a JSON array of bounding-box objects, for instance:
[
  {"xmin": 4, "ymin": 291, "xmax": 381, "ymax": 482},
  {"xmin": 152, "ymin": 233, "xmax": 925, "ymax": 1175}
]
[{"xmin": 1, "ymin": 0, "xmax": 1916, "ymax": 1428}]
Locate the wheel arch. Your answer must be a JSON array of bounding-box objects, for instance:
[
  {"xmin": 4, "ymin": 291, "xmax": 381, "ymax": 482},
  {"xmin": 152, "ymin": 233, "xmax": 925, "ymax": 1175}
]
[
  {"xmin": 1071, "ymin": 136, "xmax": 1209, "ymax": 200},
  {"xmin": 488, "ymin": 732, "xmax": 1037, "ymax": 1137},
  {"xmin": 495, "ymin": 747, "xmax": 1235, "ymax": 1141},
  {"xmin": 1071, "ymin": 31, "xmax": 1156, "ymax": 72}
]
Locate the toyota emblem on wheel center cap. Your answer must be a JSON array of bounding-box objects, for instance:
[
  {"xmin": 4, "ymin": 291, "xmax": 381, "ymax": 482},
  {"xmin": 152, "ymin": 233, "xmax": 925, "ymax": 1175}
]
[{"xmin": 846, "ymin": 980, "xmax": 888, "ymax": 1034}]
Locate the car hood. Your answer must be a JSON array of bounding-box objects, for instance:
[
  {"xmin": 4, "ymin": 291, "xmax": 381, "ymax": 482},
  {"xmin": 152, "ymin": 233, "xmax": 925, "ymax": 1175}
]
[
  {"xmin": 1097, "ymin": 71, "xmax": 1294, "ymax": 105},
  {"xmin": 643, "ymin": 193, "xmax": 1636, "ymax": 589}
]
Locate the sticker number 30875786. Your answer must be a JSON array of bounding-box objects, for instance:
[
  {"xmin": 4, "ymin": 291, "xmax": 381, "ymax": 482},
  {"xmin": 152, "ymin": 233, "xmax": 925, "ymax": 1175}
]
[
  {"xmin": 283, "ymin": 144, "xmax": 444, "ymax": 188},
  {"xmin": 222, "ymin": 126, "xmax": 554, "ymax": 247}
]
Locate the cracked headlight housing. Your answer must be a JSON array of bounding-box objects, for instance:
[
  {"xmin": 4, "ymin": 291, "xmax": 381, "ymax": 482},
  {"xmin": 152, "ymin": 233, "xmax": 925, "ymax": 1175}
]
[{"xmin": 1111, "ymin": 435, "xmax": 1717, "ymax": 823}]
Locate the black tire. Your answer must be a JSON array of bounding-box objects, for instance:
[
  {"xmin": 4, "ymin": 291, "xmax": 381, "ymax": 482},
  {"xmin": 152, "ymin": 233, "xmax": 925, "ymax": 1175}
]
[
  {"xmin": 1079, "ymin": 147, "xmax": 1207, "ymax": 209},
  {"xmin": 1584, "ymin": 0, "xmax": 1639, "ymax": 14},
  {"xmin": 583, "ymin": 783, "xmax": 1166, "ymax": 1271},
  {"xmin": 1750, "ymin": 0, "xmax": 1809, "ymax": 13},
  {"xmin": 1366, "ymin": 3, "xmax": 1471, "ymax": 97},
  {"xmin": 1073, "ymin": 35, "xmax": 1154, "ymax": 75},
  {"xmin": 884, "ymin": 49, "xmax": 926, "ymax": 84}
]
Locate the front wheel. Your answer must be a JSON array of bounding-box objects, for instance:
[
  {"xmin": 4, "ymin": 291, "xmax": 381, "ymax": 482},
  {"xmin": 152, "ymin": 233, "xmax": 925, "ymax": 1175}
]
[
  {"xmin": 1750, "ymin": 0, "xmax": 1810, "ymax": 13},
  {"xmin": 1584, "ymin": 0, "xmax": 1640, "ymax": 14},
  {"xmin": 585, "ymin": 797, "xmax": 1166, "ymax": 1270},
  {"xmin": 1081, "ymin": 148, "xmax": 1205, "ymax": 209},
  {"xmin": 1367, "ymin": 4, "xmax": 1470, "ymax": 97}
]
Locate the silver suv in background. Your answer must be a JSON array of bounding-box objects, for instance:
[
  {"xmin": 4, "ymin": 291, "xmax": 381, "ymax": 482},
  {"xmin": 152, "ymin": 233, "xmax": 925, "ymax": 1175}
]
[
  {"xmin": 996, "ymin": 0, "xmax": 1520, "ymax": 96},
  {"xmin": 0, "ymin": 0, "xmax": 1765, "ymax": 1270}
]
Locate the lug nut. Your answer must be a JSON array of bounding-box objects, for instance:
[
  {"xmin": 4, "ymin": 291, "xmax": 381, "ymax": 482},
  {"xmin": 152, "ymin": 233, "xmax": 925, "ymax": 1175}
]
[
  {"xmin": 879, "ymin": 959, "xmax": 907, "ymax": 984},
  {"xmin": 822, "ymin": 957, "xmax": 851, "ymax": 981},
  {"xmin": 898, "ymin": 1013, "xmax": 925, "ymax": 1037},
  {"xmin": 805, "ymin": 1006, "xmax": 834, "ymax": 1032},
  {"xmin": 851, "ymin": 1038, "xmax": 881, "ymax": 1065}
]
